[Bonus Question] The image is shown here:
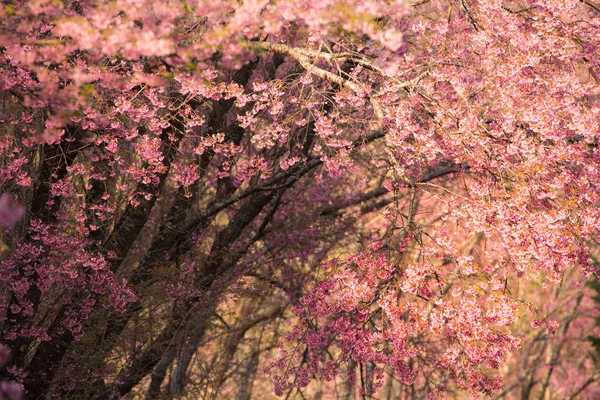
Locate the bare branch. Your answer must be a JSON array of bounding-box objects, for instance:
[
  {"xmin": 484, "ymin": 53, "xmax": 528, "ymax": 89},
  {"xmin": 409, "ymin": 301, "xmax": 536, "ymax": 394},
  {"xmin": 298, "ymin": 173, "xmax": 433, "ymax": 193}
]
[{"xmin": 581, "ymin": 0, "xmax": 600, "ymax": 12}]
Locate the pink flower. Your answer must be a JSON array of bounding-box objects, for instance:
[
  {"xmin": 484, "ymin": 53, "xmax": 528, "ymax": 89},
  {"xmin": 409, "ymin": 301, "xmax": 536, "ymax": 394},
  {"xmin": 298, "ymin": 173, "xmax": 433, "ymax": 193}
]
[
  {"xmin": 0, "ymin": 381, "xmax": 23, "ymax": 400},
  {"xmin": 546, "ymin": 320, "xmax": 560, "ymax": 336},
  {"xmin": 0, "ymin": 194, "xmax": 25, "ymax": 228}
]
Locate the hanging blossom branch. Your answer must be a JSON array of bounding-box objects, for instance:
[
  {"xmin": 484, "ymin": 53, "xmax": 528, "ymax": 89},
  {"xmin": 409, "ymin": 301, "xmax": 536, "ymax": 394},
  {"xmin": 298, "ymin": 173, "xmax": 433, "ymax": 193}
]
[{"xmin": 250, "ymin": 41, "xmax": 431, "ymax": 188}]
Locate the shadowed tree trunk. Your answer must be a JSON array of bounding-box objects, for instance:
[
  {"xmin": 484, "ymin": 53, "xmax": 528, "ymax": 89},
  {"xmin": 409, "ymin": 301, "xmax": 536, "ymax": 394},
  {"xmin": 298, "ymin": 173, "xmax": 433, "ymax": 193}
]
[{"xmin": 235, "ymin": 347, "xmax": 261, "ymax": 400}]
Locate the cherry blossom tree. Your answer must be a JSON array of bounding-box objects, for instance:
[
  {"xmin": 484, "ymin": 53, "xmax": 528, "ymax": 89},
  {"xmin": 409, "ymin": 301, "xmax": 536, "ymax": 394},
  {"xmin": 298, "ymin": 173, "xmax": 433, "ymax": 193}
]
[{"xmin": 1, "ymin": 0, "xmax": 600, "ymax": 398}]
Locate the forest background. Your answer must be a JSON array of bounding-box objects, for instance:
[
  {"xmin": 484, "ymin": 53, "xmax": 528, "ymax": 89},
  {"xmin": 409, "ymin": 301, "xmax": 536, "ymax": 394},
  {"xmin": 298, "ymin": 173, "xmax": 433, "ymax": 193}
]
[{"xmin": 1, "ymin": 0, "xmax": 600, "ymax": 399}]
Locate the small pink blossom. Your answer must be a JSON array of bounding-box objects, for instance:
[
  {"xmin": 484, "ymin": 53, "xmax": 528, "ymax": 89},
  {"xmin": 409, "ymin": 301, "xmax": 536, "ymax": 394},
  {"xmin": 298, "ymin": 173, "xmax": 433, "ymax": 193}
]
[
  {"xmin": 0, "ymin": 381, "xmax": 23, "ymax": 400},
  {"xmin": 0, "ymin": 194, "xmax": 25, "ymax": 228}
]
